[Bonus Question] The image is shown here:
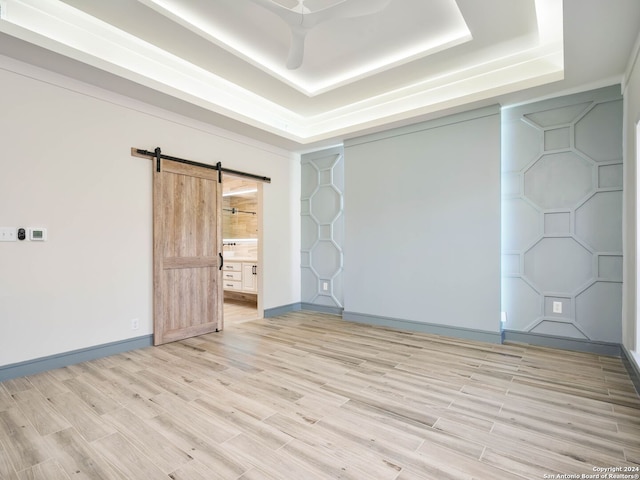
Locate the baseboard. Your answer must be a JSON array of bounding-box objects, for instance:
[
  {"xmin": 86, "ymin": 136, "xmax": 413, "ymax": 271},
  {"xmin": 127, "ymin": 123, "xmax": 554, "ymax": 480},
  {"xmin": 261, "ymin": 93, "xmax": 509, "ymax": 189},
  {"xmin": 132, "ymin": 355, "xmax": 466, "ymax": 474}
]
[
  {"xmin": 0, "ymin": 335, "xmax": 153, "ymax": 382},
  {"xmin": 263, "ymin": 302, "xmax": 302, "ymax": 317},
  {"xmin": 301, "ymin": 303, "xmax": 344, "ymax": 316},
  {"xmin": 621, "ymin": 344, "xmax": 640, "ymax": 397},
  {"xmin": 503, "ymin": 330, "xmax": 621, "ymax": 357},
  {"xmin": 342, "ymin": 311, "xmax": 502, "ymax": 344}
]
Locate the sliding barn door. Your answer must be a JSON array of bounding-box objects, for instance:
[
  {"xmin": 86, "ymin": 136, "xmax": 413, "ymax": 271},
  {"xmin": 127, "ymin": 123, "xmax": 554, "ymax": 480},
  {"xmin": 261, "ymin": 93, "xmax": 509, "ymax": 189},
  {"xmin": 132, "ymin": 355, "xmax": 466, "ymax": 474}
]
[{"xmin": 153, "ymin": 159, "xmax": 223, "ymax": 345}]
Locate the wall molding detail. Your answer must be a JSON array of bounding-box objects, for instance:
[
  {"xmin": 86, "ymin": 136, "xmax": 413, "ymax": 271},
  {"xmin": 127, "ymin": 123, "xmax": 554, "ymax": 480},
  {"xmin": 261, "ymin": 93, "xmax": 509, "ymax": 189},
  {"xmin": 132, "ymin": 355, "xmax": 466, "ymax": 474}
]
[
  {"xmin": 503, "ymin": 329, "xmax": 621, "ymax": 356},
  {"xmin": 0, "ymin": 335, "xmax": 153, "ymax": 382},
  {"xmin": 501, "ymin": 85, "xmax": 624, "ymax": 343},
  {"xmin": 300, "ymin": 146, "xmax": 345, "ymax": 310},
  {"xmin": 301, "ymin": 303, "xmax": 343, "ymax": 316},
  {"xmin": 343, "ymin": 311, "xmax": 502, "ymax": 344}
]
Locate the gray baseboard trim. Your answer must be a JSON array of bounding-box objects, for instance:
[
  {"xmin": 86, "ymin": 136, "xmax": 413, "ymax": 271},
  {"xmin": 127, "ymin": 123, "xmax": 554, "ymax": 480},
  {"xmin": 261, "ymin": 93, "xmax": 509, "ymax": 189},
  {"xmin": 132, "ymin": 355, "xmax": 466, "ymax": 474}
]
[
  {"xmin": 263, "ymin": 303, "xmax": 302, "ymax": 318},
  {"xmin": 0, "ymin": 335, "xmax": 153, "ymax": 382},
  {"xmin": 621, "ymin": 345, "xmax": 640, "ymax": 397},
  {"xmin": 342, "ymin": 311, "xmax": 502, "ymax": 344},
  {"xmin": 503, "ymin": 330, "xmax": 622, "ymax": 357},
  {"xmin": 301, "ymin": 303, "xmax": 344, "ymax": 316}
]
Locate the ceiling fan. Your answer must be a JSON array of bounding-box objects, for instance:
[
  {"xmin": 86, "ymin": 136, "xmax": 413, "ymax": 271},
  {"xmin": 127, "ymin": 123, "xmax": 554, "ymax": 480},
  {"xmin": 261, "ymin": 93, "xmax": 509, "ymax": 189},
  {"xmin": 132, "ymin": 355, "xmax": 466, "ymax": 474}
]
[{"xmin": 248, "ymin": 0, "xmax": 393, "ymax": 69}]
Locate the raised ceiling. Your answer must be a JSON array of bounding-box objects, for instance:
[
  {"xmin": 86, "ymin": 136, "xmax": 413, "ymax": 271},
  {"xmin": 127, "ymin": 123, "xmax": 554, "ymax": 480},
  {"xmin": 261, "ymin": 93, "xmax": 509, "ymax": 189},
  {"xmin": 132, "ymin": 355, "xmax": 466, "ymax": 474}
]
[{"xmin": 0, "ymin": 0, "xmax": 638, "ymax": 150}]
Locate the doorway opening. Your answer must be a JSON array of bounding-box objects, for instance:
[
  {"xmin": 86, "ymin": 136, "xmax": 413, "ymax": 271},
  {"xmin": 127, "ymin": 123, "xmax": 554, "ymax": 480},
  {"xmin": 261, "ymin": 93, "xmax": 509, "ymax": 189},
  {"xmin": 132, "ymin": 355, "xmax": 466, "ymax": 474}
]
[{"xmin": 222, "ymin": 174, "xmax": 263, "ymax": 325}]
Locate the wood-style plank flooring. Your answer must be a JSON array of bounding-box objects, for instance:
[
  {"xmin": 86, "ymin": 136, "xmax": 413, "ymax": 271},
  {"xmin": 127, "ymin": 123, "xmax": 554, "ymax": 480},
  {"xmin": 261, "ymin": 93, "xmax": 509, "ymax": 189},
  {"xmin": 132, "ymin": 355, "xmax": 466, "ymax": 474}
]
[
  {"xmin": 1, "ymin": 311, "xmax": 639, "ymax": 479},
  {"xmin": 223, "ymin": 299, "xmax": 259, "ymax": 326}
]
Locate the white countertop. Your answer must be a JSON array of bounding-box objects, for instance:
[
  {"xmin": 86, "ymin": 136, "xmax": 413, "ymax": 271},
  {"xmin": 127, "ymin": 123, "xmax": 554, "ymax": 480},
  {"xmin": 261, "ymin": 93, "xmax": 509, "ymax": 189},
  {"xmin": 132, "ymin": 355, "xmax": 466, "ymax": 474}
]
[{"xmin": 223, "ymin": 255, "xmax": 257, "ymax": 263}]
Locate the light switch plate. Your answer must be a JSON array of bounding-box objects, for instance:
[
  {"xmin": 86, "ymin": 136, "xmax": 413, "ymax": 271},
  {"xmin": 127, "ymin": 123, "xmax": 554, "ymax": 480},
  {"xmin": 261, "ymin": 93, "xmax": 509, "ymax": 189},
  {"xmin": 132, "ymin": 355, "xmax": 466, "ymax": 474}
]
[{"xmin": 0, "ymin": 227, "xmax": 16, "ymax": 242}]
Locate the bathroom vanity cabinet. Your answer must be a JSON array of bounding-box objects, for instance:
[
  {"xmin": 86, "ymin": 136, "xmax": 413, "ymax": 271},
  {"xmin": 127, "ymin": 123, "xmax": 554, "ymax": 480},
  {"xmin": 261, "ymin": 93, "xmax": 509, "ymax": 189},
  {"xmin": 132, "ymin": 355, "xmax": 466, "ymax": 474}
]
[{"xmin": 222, "ymin": 260, "xmax": 257, "ymax": 294}]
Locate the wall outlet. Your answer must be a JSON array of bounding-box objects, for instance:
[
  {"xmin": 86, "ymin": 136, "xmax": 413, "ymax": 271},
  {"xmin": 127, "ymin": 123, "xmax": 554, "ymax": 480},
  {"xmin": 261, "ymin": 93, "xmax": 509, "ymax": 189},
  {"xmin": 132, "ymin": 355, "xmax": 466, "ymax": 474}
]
[
  {"xmin": 500, "ymin": 311, "xmax": 507, "ymax": 323},
  {"xmin": 322, "ymin": 282, "xmax": 329, "ymax": 291},
  {"xmin": 552, "ymin": 301, "xmax": 563, "ymax": 314},
  {"xmin": 131, "ymin": 318, "xmax": 139, "ymax": 330},
  {"xmin": 0, "ymin": 227, "xmax": 16, "ymax": 242}
]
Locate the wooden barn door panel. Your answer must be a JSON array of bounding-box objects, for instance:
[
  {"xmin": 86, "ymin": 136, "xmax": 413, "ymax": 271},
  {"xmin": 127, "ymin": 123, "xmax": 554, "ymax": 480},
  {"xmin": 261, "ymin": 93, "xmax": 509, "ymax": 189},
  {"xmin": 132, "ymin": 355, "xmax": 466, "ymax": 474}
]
[{"xmin": 153, "ymin": 160, "xmax": 222, "ymax": 345}]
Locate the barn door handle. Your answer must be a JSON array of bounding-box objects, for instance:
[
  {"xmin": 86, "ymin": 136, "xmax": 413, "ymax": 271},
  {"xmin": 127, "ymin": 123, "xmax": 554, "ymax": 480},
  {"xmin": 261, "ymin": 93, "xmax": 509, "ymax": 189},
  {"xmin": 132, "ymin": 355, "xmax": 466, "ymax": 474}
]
[{"xmin": 219, "ymin": 253, "xmax": 224, "ymax": 270}]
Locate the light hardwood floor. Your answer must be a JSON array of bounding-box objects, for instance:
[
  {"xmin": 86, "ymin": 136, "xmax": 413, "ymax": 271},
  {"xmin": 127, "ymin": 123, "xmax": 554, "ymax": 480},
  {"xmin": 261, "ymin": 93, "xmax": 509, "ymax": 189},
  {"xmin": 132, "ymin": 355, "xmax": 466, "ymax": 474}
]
[
  {"xmin": 0, "ymin": 311, "xmax": 639, "ymax": 479},
  {"xmin": 223, "ymin": 299, "xmax": 259, "ymax": 326}
]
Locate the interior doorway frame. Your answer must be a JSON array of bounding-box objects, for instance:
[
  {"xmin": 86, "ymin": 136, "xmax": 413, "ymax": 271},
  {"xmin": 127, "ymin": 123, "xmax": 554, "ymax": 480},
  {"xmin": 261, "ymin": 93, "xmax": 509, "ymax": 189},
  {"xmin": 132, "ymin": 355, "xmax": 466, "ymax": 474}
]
[
  {"xmin": 131, "ymin": 146, "xmax": 269, "ymax": 330},
  {"xmin": 222, "ymin": 173, "xmax": 264, "ymax": 324}
]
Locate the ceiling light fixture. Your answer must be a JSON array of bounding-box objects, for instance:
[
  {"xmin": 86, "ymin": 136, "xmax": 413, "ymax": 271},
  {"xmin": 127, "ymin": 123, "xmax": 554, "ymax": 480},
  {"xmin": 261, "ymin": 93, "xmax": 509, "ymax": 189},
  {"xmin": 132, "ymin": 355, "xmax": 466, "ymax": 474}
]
[
  {"xmin": 248, "ymin": 0, "xmax": 393, "ymax": 69},
  {"xmin": 223, "ymin": 188, "xmax": 258, "ymax": 197}
]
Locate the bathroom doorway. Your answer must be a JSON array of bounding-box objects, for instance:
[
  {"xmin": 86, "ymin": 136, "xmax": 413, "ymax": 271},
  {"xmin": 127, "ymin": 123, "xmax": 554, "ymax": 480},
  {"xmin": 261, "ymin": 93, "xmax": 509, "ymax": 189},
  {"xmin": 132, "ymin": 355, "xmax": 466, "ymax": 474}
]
[{"xmin": 222, "ymin": 174, "xmax": 262, "ymax": 326}]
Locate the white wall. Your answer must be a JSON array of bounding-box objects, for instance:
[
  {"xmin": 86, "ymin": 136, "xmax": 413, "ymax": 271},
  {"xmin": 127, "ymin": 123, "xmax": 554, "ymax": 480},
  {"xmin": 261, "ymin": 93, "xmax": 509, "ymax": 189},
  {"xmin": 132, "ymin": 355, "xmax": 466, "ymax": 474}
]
[{"xmin": 0, "ymin": 56, "xmax": 300, "ymax": 366}]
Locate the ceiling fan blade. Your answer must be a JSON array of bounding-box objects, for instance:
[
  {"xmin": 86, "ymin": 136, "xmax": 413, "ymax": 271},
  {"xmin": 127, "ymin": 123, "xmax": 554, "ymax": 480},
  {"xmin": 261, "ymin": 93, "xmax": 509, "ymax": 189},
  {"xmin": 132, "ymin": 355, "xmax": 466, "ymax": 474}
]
[
  {"xmin": 248, "ymin": 0, "xmax": 301, "ymax": 24},
  {"xmin": 302, "ymin": 0, "xmax": 392, "ymax": 27},
  {"xmin": 286, "ymin": 27, "xmax": 307, "ymax": 69},
  {"xmin": 250, "ymin": 0, "xmax": 394, "ymax": 69}
]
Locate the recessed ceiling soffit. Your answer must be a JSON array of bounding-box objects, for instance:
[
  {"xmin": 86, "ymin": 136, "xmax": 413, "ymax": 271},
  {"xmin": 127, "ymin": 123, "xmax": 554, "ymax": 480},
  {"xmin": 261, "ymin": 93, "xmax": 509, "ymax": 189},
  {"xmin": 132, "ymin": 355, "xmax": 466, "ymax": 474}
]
[{"xmin": 0, "ymin": 0, "xmax": 563, "ymax": 143}]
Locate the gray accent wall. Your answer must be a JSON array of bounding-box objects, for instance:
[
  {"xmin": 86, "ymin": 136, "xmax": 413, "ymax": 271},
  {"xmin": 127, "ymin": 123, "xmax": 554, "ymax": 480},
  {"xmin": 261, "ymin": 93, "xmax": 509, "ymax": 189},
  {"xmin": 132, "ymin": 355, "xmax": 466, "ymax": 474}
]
[
  {"xmin": 502, "ymin": 85, "xmax": 623, "ymax": 343},
  {"xmin": 343, "ymin": 106, "xmax": 502, "ymax": 337},
  {"xmin": 300, "ymin": 147, "xmax": 345, "ymax": 310}
]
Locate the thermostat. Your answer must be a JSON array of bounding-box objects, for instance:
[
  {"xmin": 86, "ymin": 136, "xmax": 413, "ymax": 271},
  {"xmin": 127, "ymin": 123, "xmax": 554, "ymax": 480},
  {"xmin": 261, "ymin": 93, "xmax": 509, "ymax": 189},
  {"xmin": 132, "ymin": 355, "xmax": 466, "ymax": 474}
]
[{"xmin": 29, "ymin": 228, "xmax": 47, "ymax": 241}]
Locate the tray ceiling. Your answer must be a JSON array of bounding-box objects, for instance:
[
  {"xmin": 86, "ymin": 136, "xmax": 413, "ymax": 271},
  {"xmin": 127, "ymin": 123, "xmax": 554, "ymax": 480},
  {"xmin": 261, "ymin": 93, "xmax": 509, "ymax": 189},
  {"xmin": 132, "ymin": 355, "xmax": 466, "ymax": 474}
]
[{"xmin": 0, "ymin": 0, "xmax": 635, "ymax": 148}]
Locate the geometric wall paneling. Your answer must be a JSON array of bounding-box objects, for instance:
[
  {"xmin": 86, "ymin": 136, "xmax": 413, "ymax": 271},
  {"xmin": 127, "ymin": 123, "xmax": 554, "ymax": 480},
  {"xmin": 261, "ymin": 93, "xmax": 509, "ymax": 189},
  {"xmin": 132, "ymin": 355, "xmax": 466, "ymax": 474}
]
[
  {"xmin": 575, "ymin": 281, "xmax": 623, "ymax": 343},
  {"xmin": 529, "ymin": 320, "xmax": 590, "ymax": 340},
  {"xmin": 319, "ymin": 169, "xmax": 333, "ymax": 186},
  {"xmin": 543, "ymin": 212, "xmax": 571, "ymax": 235},
  {"xmin": 544, "ymin": 127, "xmax": 571, "ymax": 150},
  {"xmin": 300, "ymin": 147, "xmax": 345, "ymax": 310},
  {"xmin": 300, "ymin": 198, "xmax": 310, "ymax": 215},
  {"xmin": 301, "ymin": 162, "xmax": 319, "ymax": 197},
  {"xmin": 575, "ymin": 101, "xmax": 624, "ymax": 162},
  {"xmin": 300, "ymin": 268, "xmax": 318, "ymax": 303},
  {"xmin": 318, "ymin": 224, "xmax": 332, "ymax": 241},
  {"xmin": 301, "ymin": 251, "xmax": 311, "ymax": 268},
  {"xmin": 502, "ymin": 198, "xmax": 541, "ymax": 251},
  {"xmin": 598, "ymin": 163, "xmax": 623, "ymax": 188},
  {"xmin": 501, "ymin": 254, "xmax": 520, "ymax": 275},
  {"xmin": 310, "ymin": 186, "xmax": 342, "ymax": 224},
  {"xmin": 574, "ymin": 191, "xmax": 623, "ymax": 252},
  {"xmin": 501, "ymin": 116, "xmax": 541, "ymax": 172},
  {"xmin": 501, "ymin": 86, "xmax": 623, "ymax": 343},
  {"xmin": 310, "ymin": 240, "xmax": 342, "ymax": 278},
  {"xmin": 598, "ymin": 255, "xmax": 623, "ymax": 281},
  {"xmin": 501, "ymin": 276, "xmax": 542, "ymax": 330},
  {"xmin": 523, "ymin": 237, "xmax": 593, "ymax": 293},
  {"xmin": 524, "ymin": 102, "xmax": 592, "ymax": 127},
  {"xmin": 523, "ymin": 151, "xmax": 594, "ymax": 210},
  {"xmin": 544, "ymin": 296, "xmax": 572, "ymax": 318},
  {"xmin": 301, "ymin": 215, "xmax": 318, "ymax": 250}
]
